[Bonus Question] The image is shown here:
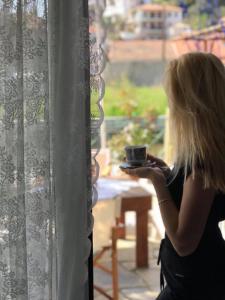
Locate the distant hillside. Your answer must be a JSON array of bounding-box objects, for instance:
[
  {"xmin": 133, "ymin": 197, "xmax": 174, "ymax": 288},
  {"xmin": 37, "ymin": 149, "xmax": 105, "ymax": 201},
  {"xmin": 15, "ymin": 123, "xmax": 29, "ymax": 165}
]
[
  {"xmin": 152, "ymin": 0, "xmax": 225, "ymax": 29},
  {"xmin": 152, "ymin": 0, "xmax": 224, "ymax": 6}
]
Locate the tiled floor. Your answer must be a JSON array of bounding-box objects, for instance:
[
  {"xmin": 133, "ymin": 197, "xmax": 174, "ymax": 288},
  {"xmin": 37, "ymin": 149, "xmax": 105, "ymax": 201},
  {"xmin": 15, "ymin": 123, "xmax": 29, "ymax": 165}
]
[{"xmin": 94, "ymin": 221, "xmax": 162, "ymax": 300}]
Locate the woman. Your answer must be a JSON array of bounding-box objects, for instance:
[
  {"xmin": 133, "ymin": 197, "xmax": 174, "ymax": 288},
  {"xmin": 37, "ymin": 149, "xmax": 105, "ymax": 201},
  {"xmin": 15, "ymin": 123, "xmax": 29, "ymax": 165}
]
[{"xmin": 121, "ymin": 52, "xmax": 225, "ymax": 300}]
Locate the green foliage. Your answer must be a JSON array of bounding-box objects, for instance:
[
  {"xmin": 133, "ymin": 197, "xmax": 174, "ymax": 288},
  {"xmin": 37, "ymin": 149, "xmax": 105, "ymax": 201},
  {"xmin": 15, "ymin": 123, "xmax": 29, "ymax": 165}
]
[
  {"xmin": 105, "ymin": 79, "xmax": 166, "ymax": 163},
  {"xmin": 104, "ymin": 15, "xmax": 125, "ymax": 40},
  {"xmin": 91, "ymin": 85, "xmax": 101, "ymax": 120},
  {"xmin": 107, "ymin": 121, "xmax": 154, "ymax": 164},
  {"xmin": 221, "ymin": 7, "xmax": 225, "ymax": 16},
  {"xmin": 184, "ymin": 12, "xmax": 205, "ymax": 30},
  {"xmin": 104, "ymin": 78, "xmax": 168, "ymax": 117}
]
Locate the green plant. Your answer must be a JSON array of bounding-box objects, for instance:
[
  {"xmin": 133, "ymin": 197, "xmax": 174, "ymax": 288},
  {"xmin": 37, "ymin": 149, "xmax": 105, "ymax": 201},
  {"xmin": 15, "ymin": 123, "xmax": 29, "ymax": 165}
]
[
  {"xmin": 104, "ymin": 15, "xmax": 126, "ymax": 40},
  {"xmin": 114, "ymin": 77, "xmax": 138, "ymax": 117},
  {"xmin": 107, "ymin": 121, "xmax": 154, "ymax": 164}
]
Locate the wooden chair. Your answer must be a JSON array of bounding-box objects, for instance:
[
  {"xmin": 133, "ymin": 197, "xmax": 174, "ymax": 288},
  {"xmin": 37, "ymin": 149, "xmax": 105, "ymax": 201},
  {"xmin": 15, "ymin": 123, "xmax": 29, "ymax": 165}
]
[{"xmin": 93, "ymin": 199, "xmax": 123, "ymax": 300}]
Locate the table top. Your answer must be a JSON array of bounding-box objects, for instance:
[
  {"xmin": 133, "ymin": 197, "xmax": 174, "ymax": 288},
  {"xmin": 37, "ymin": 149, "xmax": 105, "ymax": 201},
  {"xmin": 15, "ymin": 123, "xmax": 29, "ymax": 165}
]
[
  {"xmin": 96, "ymin": 177, "xmax": 151, "ymax": 201},
  {"xmin": 119, "ymin": 186, "xmax": 152, "ymax": 198}
]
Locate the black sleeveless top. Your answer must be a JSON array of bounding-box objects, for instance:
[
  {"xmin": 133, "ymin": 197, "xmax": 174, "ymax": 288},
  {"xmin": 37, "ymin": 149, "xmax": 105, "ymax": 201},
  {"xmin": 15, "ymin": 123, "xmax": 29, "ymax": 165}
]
[{"xmin": 157, "ymin": 166, "xmax": 225, "ymax": 292}]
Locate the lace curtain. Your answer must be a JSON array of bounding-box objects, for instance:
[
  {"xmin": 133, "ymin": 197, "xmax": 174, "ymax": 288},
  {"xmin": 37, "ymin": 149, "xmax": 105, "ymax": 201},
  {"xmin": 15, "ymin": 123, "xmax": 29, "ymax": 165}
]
[
  {"xmin": 0, "ymin": 0, "xmax": 93, "ymax": 299},
  {"xmin": 89, "ymin": 0, "xmax": 107, "ymax": 295},
  {"xmin": 89, "ymin": 0, "xmax": 107, "ymax": 224}
]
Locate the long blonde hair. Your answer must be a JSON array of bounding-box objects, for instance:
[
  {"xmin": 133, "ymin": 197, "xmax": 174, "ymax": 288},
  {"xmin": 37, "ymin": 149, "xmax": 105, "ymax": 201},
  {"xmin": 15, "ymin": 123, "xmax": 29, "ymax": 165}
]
[{"xmin": 164, "ymin": 52, "xmax": 225, "ymax": 192}]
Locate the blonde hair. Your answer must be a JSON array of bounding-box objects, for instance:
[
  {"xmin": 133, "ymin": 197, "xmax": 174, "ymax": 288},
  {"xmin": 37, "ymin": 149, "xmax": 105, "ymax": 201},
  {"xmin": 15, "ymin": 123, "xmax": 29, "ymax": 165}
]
[{"xmin": 164, "ymin": 52, "xmax": 225, "ymax": 192}]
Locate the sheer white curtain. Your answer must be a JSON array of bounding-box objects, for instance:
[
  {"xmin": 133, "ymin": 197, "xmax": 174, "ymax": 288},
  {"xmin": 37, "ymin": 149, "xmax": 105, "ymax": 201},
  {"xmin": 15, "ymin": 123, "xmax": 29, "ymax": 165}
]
[{"xmin": 0, "ymin": 0, "xmax": 93, "ymax": 299}]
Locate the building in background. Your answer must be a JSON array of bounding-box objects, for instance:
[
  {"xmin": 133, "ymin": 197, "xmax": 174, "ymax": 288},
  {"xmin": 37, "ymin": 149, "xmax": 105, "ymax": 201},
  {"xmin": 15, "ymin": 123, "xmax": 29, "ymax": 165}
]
[
  {"xmin": 121, "ymin": 3, "xmax": 182, "ymax": 39},
  {"xmin": 168, "ymin": 22, "xmax": 192, "ymax": 37},
  {"xmin": 104, "ymin": 0, "xmax": 153, "ymax": 19}
]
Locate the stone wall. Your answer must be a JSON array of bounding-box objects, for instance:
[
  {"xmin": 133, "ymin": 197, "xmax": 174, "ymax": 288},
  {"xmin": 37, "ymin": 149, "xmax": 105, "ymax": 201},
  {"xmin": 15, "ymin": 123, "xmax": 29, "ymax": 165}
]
[{"xmin": 103, "ymin": 60, "xmax": 167, "ymax": 86}]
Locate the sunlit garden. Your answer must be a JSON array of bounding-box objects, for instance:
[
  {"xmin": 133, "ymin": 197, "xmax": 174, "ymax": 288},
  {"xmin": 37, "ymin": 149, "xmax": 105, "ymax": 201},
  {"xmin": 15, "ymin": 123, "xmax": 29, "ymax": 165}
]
[{"xmin": 104, "ymin": 78, "xmax": 167, "ymax": 117}]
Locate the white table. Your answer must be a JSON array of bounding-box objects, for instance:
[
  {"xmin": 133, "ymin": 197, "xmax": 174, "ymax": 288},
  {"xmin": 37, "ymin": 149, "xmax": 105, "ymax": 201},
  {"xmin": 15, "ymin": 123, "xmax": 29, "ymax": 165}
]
[{"xmin": 94, "ymin": 177, "xmax": 153, "ymax": 268}]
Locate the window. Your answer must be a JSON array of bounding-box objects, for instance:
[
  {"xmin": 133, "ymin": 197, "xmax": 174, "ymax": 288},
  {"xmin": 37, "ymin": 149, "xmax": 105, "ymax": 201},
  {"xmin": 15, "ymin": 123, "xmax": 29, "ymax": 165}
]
[
  {"xmin": 158, "ymin": 22, "xmax": 163, "ymax": 29},
  {"xmin": 151, "ymin": 22, "xmax": 155, "ymax": 29},
  {"xmin": 143, "ymin": 22, "xmax": 150, "ymax": 29}
]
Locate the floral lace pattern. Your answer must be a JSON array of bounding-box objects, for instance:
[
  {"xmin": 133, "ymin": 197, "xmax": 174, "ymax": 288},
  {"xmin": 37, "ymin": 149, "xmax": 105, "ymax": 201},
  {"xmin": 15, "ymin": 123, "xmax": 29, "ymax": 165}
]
[
  {"xmin": 0, "ymin": 0, "xmax": 96, "ymax": 298},
  {"xmin": 0, "ymin": 1, "xmax": 55, "ymax": 299},
  {"xmin": 89, "ymin": 0, "xmax": 107, "ymax": 210}
]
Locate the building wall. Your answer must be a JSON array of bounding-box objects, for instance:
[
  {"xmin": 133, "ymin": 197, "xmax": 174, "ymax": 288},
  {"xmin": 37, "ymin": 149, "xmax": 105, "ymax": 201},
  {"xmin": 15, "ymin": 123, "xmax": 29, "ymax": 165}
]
[
  {"xmin": 104, "ymin": 60, "xmax": 167, "ymax": 86},
  {"xmin": 125, "ymin": 7, "xmax": 182, "ymax": 38}
]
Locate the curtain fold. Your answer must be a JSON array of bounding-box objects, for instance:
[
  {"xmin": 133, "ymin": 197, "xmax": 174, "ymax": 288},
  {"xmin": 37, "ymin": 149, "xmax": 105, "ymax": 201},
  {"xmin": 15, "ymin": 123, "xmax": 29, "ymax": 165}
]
[
  {"xmin": 51, "ymin": 0, "xmax": 91, "ymax": 299},
  {"xmin": 0, "ymin": 0, "xmax": 92, "ymax": 299}
]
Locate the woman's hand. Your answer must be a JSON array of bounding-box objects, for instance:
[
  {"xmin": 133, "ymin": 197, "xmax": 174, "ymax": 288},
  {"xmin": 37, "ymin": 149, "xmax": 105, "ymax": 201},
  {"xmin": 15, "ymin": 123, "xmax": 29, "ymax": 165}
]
[
  {"xmin": 121, "ymin": 163, "xmax": 167, "ymax": 186},
  {"xmin": 146, "ymin": 154, "xmax": 171, "ymax": 178},
  {"xmin": 122, "ymin": 153, "xmax": 171, "ymax": 180}
]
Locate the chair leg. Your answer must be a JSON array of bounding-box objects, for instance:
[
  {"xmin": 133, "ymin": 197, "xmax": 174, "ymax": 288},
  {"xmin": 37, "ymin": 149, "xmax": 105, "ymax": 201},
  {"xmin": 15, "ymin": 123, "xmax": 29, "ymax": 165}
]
[
  {"xmin": 93, "ymin": 226, "xmax": 121, "ymax": 299},
  {"xmin": 111, "ymin": 227, "xmax": 119, "ymax": 300},
  {"xmin": 94, "ymin": 285, "xmax": 113, "ymax": 300}
]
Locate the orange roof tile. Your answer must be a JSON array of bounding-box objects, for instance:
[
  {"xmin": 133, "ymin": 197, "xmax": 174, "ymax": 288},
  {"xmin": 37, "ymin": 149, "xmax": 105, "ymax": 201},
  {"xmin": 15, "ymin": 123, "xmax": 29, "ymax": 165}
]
[{"xmin": 133, "ymin": 4, "xmax": 182, "ymax": 13}]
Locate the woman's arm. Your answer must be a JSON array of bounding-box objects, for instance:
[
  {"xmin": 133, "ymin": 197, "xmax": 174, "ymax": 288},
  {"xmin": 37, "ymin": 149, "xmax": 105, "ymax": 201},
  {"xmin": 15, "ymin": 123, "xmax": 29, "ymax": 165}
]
[
  {"xmin": 153, "ymin": 172, "xmax": 215, "ymax": 257},
  {"xmin": 122, "ymin": 161, "xmax": 216, "ymax": 257}
]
